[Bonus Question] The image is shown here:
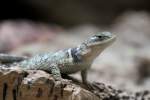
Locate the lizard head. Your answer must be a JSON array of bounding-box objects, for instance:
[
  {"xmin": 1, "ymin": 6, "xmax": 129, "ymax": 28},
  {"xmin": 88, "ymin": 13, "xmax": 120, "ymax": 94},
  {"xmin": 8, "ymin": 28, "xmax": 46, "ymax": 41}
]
[
  {"xmin": 78, "ymin": 32, "xmax": 116, "ymax": 62},
  {"xmin": 86, "ymin": 32, "xmax": 116, "ymax": 47}
]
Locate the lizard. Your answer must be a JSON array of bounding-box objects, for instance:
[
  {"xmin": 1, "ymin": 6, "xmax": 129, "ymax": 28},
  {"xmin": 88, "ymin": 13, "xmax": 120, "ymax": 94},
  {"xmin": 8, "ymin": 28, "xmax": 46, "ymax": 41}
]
[{"xmin": 0, "ymin": 32, "xmax": 116, "ymax": 87}]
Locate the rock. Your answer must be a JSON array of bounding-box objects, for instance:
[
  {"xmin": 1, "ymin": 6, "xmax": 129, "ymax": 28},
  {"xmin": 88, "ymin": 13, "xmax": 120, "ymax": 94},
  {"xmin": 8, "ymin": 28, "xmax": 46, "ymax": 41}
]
[
  {"xmin": 0, "ymin": 66, "xmax": 100, "ymax": 100},
  {"xmin": 1, "ymin": 65, "xmax": 150, "ymax": 100}
]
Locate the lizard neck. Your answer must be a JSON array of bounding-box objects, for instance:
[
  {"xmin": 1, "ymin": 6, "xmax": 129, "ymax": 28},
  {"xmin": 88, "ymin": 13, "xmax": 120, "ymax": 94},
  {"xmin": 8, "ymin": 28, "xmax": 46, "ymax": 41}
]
[{"xmin": 77, "ymin": 43, "xmax": 105, "ymax": 63}]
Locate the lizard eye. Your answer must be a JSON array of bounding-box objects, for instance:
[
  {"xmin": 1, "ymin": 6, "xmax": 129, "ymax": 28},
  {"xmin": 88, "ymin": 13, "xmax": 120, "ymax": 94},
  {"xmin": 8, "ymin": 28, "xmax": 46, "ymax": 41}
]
[{"xmin": 97, "ymin": 36, "xmax": 102, "ymax": 38}]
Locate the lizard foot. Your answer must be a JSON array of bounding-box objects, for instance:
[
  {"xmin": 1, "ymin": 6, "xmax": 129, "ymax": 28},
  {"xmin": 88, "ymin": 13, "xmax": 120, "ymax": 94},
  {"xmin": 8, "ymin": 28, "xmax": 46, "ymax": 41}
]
[{"xmin": 84, "ymin": 82, "xmax": 95, "ymax": 90}]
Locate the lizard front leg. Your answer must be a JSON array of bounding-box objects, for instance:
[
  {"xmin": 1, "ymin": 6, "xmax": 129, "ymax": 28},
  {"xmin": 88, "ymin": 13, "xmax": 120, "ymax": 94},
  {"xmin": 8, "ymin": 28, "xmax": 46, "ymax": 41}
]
[
  {"xmin": 50, "ymin": 64, "xmax": 62, "ymax": 81},
  {"xmin": 50, "ymin": 64, "xmax": 70, "ymax": 83},
  {"xmin": 81, "ymin": 68, "xmax": 88, "ymax": 84},
  {"xmin": 81, "ymin": 68, "xmax": 94, "ymax": 90}
]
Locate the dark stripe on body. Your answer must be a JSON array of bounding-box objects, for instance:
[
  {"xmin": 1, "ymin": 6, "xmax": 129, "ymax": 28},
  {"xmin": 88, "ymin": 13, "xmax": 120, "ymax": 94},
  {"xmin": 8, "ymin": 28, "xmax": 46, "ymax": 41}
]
[{"xmin": 71, "ymin": 48, "xmax": 82, "ymax": 63}]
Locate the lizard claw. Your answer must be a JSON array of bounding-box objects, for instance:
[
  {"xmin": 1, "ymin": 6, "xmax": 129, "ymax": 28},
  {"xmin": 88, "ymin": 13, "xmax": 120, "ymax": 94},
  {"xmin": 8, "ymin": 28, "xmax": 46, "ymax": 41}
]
[{"xmin": 84, "ymin": 82, "xmax": 95, "ymax": 90}]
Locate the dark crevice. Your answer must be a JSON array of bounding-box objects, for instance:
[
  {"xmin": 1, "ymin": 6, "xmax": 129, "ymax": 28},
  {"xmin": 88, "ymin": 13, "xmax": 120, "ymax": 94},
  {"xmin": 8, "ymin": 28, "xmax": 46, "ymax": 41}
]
[
  {"xmin": 36, "ymin": 88, "xmax": 43, "ymax": 97},
  {"xmin": 23, "ymin": 71, "xmax": 29, "ymax": 78},
  {"xmin": 61, "ymin": 83, "xmax": 64, "ymax": 97},
  {"xmin": 50, "ymin": 83, "xmax": 54, "ymax": 93},
  {"xmin": 53, "ymin": 95, "xmax": 58, "ymax": 100},
  {"xmin": 12, "ymin": 89, "xmax": 17, "ymax": 100},
  {"xmin": 3, "ymin": 83, "xmax": 8, "ymax": 100},
  {"xmin": 12, "ymin": 72, "xmax": 28, "ymax": 100},
  {"xmin": 19, "ymin": 91, "xmax": 22, "ymax": 97},
  {"xmin": 49, "ymin": 81, "xmax": 55, "ymax": 97}
]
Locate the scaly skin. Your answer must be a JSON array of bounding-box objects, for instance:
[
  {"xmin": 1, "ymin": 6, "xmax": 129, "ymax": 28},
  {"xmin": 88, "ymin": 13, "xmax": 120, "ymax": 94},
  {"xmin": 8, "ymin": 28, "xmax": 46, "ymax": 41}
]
[{"xmin": 0, "ymin": 32, "xmax": 116, "ymax": 85}]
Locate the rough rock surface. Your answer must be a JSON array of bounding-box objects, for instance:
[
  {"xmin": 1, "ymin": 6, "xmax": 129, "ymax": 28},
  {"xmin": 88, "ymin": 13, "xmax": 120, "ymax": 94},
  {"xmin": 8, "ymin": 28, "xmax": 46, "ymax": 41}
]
[
  {"xmin": 0, "ymin": 65, "xmax": 150, "ymax": 100},
  {"xmin": 0, "ymin": 66, "xmax": 100, "ymax": 100}
]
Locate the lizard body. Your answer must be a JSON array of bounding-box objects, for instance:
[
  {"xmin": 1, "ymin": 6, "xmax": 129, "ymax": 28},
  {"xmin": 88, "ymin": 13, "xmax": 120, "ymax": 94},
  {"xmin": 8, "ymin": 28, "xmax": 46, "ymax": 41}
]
[{"xmin": 0, "ymin": 32, "xmax": 116, "ymax": 84}]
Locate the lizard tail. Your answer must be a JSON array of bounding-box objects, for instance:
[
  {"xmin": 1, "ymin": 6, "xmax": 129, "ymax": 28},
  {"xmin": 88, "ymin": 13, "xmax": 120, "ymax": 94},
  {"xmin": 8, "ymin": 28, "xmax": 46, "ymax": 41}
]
[{"xmin": 0, "ymin": 54, "xmax": 28, "ymax": 64}]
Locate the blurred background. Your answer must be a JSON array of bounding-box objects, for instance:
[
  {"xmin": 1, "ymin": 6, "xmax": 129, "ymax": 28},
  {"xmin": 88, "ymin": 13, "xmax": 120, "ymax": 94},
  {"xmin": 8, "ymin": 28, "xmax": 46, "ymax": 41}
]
[{"xmin": 0, "ymin": 0, "xmax": 150, "ymax": 92}]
